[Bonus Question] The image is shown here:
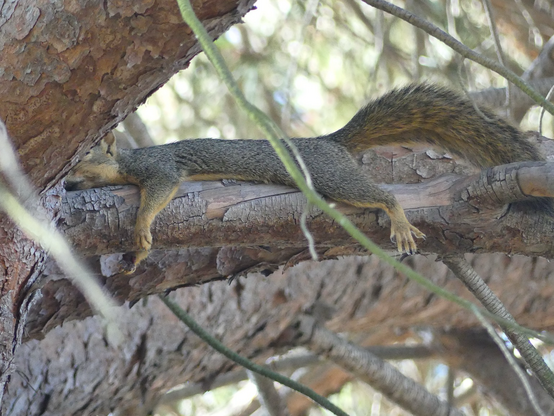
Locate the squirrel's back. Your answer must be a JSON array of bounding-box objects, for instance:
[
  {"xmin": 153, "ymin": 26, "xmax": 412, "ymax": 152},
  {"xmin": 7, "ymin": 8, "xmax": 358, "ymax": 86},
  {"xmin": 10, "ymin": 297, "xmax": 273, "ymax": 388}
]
[{"xmin": 330, "ymin": 84, "xmax": 542, "ymax": 168}]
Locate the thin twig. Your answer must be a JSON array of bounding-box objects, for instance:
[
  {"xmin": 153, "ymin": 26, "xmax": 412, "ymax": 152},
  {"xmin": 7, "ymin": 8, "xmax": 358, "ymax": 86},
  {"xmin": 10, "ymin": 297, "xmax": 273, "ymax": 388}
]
[
  {"xmin": 481, "ymin": 0, "xmax": 512, "ymax": 118},
  {"xmin": 360, "ymin": 0, "xmax": 554, "ymax": 116},
  {"xmin": 457, "ymin": 61, "xmax": 495, "ymax": 122},
  {"xmin": 297, "ymin": 315, "xmax": 465, "ymax": 416},
  {"xmin": 472, "ymin": 306, "xmax": 546, "ymax": 416},
  {"xmin": 280, "ymin": 0, "xmax": 319, "ymax": 128},
  {"xmin": 539, "ymin": 85, "xmax": 554, "ymax": 136},
  {"xmin": 247, "ymin": 370, "xmax": 289, "ymax": 416},
  {"xmin": 300, "ymin": 202, "xmax": 318, "ymax": 260}
]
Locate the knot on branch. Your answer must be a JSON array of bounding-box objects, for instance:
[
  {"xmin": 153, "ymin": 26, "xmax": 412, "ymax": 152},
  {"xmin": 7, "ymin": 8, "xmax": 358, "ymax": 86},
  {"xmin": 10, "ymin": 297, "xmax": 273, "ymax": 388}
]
[{"xmin": 462, "ymin": 162, "xmax": 539, "ymax": 210}]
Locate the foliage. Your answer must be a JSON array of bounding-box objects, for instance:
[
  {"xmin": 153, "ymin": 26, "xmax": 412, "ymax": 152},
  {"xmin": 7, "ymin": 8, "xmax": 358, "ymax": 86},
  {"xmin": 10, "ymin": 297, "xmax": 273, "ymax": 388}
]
[{"xmin": 138, "ymin": 0, "xmax": 549, "ymax": 146}]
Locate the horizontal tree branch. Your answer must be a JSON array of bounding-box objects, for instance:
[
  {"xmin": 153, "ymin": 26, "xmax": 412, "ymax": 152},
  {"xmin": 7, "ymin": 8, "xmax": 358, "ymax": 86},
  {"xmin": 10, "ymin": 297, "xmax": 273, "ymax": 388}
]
[
  {"xmin": 62, "ymin": 159, "xmax": 554, "ymax": 260},
  {"xmin": 157, "ymin": 345, "xmax": 436, "ymax": 407},
  {"xmin": 27, "ymin": 146, "xmax": 554, "ymax": 339}
]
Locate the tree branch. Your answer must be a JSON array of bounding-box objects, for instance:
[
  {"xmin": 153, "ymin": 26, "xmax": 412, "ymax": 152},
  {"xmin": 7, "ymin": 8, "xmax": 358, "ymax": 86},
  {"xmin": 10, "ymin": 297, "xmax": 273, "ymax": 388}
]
[
  {"xmin": 62, "ymin": 157, "xmax": 554, "ymax": 260},
  {"xmin": 156, "ymin": 345, "xmax": 436, "ymax": 407},
  {"xmin": 294, "ymin": 315, "xmax": 465, "ymax": 416},
  {"xmin": 247, "ymin": 370, "xmax": 289, "ymax": 416}
]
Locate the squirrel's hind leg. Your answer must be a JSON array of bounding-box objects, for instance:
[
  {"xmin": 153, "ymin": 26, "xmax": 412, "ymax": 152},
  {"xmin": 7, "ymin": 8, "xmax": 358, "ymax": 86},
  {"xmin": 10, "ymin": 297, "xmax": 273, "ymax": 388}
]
[{"xmin": 313, "ymin": 168, "xmax": 425, "ymax": 254}]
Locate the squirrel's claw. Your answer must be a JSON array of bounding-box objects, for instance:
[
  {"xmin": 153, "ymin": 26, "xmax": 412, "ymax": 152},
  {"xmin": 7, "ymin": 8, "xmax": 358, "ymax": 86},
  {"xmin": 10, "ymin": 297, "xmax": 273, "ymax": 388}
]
[
  {"xmin": 390, "ymin": 222, "xmax": 425, "ymax": 255},
  {"xmin": 109, "ymin": 229, "xmax": 153, "ymax": 274},
  {"xmin": 410, "ymin": 225, "xmax": 426, "ymax": 240},
  {"xmin": 119, "ymin": 249, "xmax": 150, "ymax": 274},
  {"xmin": 119, "ymin": 252, "xmax": 139, "ymax": 274}
]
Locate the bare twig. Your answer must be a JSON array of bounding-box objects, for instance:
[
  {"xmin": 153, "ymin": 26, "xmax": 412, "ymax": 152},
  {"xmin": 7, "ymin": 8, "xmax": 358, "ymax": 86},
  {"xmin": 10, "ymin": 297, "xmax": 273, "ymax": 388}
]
[
  {"xmin": 360, "ymin": 0, "xmax": 554, "ymax": 115},
  {"xmin": 300, "ymin": 203, "xmax": 318, "ymax": 261},
  {"xmin": 480, "ymin": 0, "xmax": 512, "ymax": 118},
  {"xmin": 247, "ymin": 370, "xmax": 289, "ymax": 416},
  {"xmin": 472, "ymin": 307, "xmax": 546, "ymax": 416},
  {"xmin": 296, "ymin": 315, "xmax": 465, "ymax": 416},
  {"xmin": 539, "ymin": 86, "xmax": 554, "ymax": 135},
  {"xmin": 458, "ymin": 62, "xmax": 496, "ymax": 122},
  {"xmin": 280, "ymin": 0, "xmax": 319, "ymax": 128}
]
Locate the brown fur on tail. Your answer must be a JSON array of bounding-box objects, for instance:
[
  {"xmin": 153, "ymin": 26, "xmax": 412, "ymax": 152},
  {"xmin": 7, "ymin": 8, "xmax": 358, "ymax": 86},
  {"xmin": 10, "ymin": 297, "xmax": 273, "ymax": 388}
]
[{"xmin": 331, "ymin": 84, "xmax": 543, "ymax": 167}]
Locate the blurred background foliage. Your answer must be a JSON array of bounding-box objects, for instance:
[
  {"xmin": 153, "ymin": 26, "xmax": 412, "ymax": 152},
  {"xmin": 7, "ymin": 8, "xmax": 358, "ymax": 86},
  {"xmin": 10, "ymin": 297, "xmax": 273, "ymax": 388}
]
[
  {"xmin": 134, "ymin": 0, "xmax": 554, "ymax": 414},
  {"xmin": 135, "ymin": 0, "xmax": 552, "ymax": 148}
]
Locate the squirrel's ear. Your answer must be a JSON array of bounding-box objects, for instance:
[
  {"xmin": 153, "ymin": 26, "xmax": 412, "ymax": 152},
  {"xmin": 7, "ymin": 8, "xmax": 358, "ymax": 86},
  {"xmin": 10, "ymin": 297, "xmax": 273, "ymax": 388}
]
[{"xmin": 103, "ymin": 132, "xmax": 118, "ymax": 157}]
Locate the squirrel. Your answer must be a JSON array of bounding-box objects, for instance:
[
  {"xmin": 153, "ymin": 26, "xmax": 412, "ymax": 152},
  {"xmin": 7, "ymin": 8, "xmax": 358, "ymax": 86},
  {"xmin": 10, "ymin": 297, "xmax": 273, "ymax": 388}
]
[{"xmin": 66, "ymin": 84, "xmax": 546, "ymax": 270}]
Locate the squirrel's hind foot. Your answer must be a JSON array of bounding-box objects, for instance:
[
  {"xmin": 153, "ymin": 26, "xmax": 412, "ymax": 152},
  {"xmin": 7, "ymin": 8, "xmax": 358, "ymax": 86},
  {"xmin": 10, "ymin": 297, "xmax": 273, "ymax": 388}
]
[{"xmin": 390, "ymin": 222, "xmax": 425, "ymax": 255}]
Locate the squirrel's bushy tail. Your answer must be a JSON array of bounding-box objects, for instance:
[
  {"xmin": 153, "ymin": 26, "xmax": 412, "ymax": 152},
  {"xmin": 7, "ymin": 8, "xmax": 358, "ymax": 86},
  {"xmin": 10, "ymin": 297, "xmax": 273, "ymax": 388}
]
[{"xmin": 331, "ymin": 84, "xmax": 543, "ymax": 168}]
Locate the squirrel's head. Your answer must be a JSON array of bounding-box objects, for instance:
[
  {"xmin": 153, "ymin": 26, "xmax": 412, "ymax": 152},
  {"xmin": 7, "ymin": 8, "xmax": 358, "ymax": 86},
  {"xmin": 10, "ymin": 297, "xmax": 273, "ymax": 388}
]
[{"xmin": 66, "ymin": 132, "xmax": 122, "ymax": 190}]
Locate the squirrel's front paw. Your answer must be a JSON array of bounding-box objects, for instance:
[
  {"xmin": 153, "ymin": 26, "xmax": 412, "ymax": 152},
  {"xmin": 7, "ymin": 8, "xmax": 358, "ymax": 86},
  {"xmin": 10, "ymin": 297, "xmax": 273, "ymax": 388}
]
[
  {"xmin": 135, "ymin": 227, "xmax": 152, "ymax": 252},
  {"xmin": 390, "ymin": 222, "xmax": 425, "ymax": 254},
  {"xmin": 116, "ymin": 228, "xmax": 153, "ymax": 274}
]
